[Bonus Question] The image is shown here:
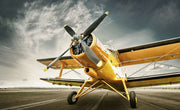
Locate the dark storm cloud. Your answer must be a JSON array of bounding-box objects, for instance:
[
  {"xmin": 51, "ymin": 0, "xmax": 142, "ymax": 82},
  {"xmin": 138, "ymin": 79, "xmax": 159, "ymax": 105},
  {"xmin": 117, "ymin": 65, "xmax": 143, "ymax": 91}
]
[
  {"xmin": 0, "ymin": 0, "xmax": 58, "ymax": 19},
  {"xmin": 0, "ymin": 0, "xmax": 26, "ymax": 19},
  {"xmin": 0, "ymin": 19, "xmax": 13, "ymax": 45},
  {"xmin": 0, "ymin": 0, "xmax": 35, "ymax": 71},
  {"xmin": 0, "ymin": 0, "xmax": 27, "ymax": 47},
  {"xmin": 0, "ymin": 0, "xmax": 63, "ymax": 45},
  {"xmin": 102, "ymin": 0, "xmax": 180, "ymax": 40},
  {"xmin": 1, "ymin": 0, "xmax": 180, "ymax": 46}
]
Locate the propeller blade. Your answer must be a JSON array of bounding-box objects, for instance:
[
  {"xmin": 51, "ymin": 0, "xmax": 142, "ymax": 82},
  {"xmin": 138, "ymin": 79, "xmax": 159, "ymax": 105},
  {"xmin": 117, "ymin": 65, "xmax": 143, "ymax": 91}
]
[
  {"xmin": 44, "ymin": 11, "xmax": 108, "ymax": 71},
  {"xmin": 83, "ymin": 11, "xmax": 109, "ymax": 37},
  {"xmin": 44, "ymin": 46, "xmax": 72, "ymax": 72},
  {"xmin": 81, "ymin": 41, "xmax": 100, "ymax": 65},
  {"xmin": 64, "ymin": 25, "xmax": 76, "ymax": 37}
]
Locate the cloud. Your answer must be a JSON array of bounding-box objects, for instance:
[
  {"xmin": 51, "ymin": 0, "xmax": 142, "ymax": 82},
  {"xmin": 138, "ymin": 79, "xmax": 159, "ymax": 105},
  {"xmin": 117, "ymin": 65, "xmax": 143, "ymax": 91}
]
[
  {"xmin": 0, "ymin": 0, "xmax": 105, "ymax": 87},
  {"xmin": 151, "ymin": 1, "xmax": 180, "ymax": 28},
  {"xmin": 105, "ymin": 28, "xmax": 155, "ymax": 49},
  {"xmin": 0, "ymin": 45, "xmax": 20, "ymax": 68},
  {"xmin": 13, "ymin": 0, "xmax": 104, "ymax": 55}
]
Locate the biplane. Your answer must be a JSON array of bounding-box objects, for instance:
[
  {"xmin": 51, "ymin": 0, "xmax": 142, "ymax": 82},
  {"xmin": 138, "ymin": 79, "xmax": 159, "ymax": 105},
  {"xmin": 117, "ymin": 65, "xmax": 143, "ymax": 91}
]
[{"xmin": 37, "ymin": 11, "xmax": 180, "ymax": 108}]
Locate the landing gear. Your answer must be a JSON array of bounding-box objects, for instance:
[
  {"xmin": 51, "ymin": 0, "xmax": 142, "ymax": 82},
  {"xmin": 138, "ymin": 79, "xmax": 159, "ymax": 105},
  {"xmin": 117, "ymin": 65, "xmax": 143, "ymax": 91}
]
[
  {"xmin": 67, "ymin": 80, "xmax": 137, "ymax": 108},
  {"xmin": 129, "ymin": 91, "xmax": 137, "ymax": 108},
  {"xmin": 67, "ymin": 91, "xmax": 78, "ymax": 104}
]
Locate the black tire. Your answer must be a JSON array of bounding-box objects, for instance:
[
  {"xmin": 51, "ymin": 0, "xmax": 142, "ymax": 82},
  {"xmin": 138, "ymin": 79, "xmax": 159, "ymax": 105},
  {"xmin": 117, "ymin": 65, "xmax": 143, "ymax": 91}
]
[
  {"xmin": 67, "ymin": 91, "xmax": 78, "ymax": 104},
  {"xmin": 129, "ymin": 91, "xmax": 137, "ymax": 108}
]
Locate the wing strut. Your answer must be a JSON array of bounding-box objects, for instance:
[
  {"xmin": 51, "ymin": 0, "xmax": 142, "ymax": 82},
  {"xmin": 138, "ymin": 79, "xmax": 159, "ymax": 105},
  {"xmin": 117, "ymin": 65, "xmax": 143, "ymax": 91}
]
[{"xmin": 56, "ymin": 62, "xmax": 64, "ymax": 79}]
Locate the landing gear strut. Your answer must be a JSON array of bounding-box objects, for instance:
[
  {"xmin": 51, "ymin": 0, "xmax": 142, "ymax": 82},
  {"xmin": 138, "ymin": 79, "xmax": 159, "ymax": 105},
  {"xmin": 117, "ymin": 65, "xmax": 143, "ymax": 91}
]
[
  {"xmin": 67, "ymin": 80, "xmax": 103, "ymax": 105},
  {"xmin": 67, "ymin": 91, "xmax": 78, "ymax": 104},
  {"xmin": 67, "ymin": 80, "xmax": 137, "ymax": 108}
]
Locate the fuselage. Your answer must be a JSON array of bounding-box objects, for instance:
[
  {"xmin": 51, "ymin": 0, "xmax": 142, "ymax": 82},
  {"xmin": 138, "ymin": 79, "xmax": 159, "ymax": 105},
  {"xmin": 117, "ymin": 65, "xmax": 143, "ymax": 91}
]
[{"xmin": 70, "ymin": 34, "xmax": 120, "ymax": 81}]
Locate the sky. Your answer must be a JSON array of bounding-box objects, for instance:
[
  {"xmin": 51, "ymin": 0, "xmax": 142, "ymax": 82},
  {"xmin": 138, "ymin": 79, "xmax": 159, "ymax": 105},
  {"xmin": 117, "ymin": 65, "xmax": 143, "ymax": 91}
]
[{"xmin": 0, "ymin": 0, "xmax": 180, "ymax": 87}]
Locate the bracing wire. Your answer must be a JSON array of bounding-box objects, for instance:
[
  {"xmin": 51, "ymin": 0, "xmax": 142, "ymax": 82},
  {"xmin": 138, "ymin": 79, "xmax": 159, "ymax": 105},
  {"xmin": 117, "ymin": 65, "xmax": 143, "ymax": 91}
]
[{"xmin": 128, "ymin": 45, "xmax": 180, "ymax": 77}]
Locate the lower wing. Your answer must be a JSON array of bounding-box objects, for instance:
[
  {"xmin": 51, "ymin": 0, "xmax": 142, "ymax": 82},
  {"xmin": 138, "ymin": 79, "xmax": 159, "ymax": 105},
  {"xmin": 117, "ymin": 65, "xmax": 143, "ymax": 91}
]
[
  {"xmin": 127, "ymin": 72, "xmax": 180, "ymax": 88},
  {"xmin": 40, "ymin": 78, "xmax": 85, "ymax": 87},
  {"xmin": 41, "ymin": 71, "xmax": 180, "ymax": 89}
]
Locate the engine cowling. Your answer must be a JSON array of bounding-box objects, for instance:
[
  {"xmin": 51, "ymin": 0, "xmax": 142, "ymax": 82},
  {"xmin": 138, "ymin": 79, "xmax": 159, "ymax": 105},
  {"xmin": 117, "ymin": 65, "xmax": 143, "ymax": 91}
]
[{"xmin": 70, "ymin": 34, "xmax": 108, "ymax": 69}]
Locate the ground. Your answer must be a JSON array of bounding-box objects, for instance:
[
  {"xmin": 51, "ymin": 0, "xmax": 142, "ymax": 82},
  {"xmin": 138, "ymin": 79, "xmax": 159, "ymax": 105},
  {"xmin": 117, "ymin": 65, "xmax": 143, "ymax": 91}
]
[{"xmin": 0, "ymin": 88, "xmax": 179, "ymax": 110}]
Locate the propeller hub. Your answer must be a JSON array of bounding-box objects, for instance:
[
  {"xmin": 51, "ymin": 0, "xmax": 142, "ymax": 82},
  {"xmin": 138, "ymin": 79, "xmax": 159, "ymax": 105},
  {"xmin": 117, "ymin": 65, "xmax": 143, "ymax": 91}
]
[
  {"xmin": 71, "ymin": 34, "xmax": 84, "ymax": 46},
  {"xmin": 71, "ymin": 35, "xmax": 79, "ymax": 46}
]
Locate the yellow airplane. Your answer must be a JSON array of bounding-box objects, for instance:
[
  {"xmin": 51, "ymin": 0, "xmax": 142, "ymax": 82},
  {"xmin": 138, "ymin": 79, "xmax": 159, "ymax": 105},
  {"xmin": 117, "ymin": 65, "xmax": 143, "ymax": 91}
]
[{"xmin": 37, "ymin": 11, "xmax": 180, "ymax": 108}]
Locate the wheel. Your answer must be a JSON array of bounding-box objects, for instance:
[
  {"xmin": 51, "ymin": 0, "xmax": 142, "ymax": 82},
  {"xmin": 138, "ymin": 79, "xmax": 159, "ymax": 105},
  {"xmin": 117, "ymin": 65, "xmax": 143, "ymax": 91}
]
[
  {"xmin": 129, "ymin": 91, "xmax": 137, "ymax": 108},
  {"xmin": 67, "ymin": 91, "xmax": 78, "ymax": 104}
]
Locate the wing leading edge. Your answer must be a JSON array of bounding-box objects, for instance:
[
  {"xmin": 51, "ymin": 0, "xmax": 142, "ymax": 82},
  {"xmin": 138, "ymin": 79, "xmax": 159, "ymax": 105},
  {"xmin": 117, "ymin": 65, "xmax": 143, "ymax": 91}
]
[{"xmin": 40, "ymin": 78, "xmax": 85, "ymax": 87}]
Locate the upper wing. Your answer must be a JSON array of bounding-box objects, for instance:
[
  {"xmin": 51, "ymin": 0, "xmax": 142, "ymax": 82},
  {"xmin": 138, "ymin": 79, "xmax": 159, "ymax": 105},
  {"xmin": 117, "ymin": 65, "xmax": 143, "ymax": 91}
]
[
  {"xmin": 114, "ymin": 37, "xmax": 180, "ymax": 66},
  {"xmin": 37, "ymin": 56, "xmax": 83, "ymax": 69},
  {"xmin": 127, "ymin": 72, "xmax": 180, "ymax": 88}
]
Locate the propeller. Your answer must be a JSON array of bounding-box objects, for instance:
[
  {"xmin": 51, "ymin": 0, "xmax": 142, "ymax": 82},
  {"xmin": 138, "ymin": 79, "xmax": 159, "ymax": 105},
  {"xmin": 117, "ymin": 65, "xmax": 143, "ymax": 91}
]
[
  {"xmin": 83, "ymin": 11, "xmax": 109, "ymax": 37},
  {"xmin": 44, "ymin": 46, "xmax": 72, "ymax": 72},
  {"xmin": 81, "ymin": 41, "xmax": 100, "ymax": 65},
  {"xmin": 44, "ymin": 11, "xmax": 108, "ymax": 71},
  {"xmin": 64, "ymin": 11, "xmax": 109, "ymax": 39},
  {"xmin": 64, "ymin": 25, "xmax": 75, "ymax": 37}
]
